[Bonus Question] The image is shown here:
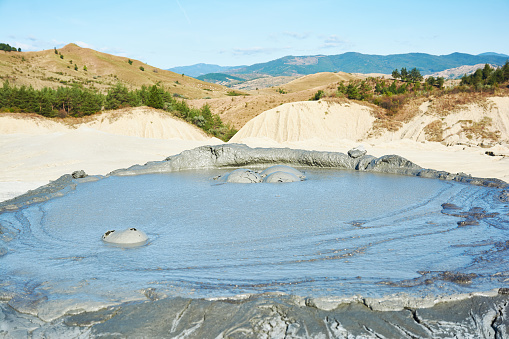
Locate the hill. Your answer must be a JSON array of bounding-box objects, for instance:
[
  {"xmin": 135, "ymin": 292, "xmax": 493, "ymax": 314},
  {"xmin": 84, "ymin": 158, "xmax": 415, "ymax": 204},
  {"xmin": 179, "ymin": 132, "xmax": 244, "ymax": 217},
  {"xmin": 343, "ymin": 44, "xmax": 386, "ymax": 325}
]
[
  {"xmin": 192, "ymin": 52, "xmax": 509, "ymax": 79},
  {"xmin": 427, "ymin": 64, "xmax": 495, "ymax": 80},
  {"xmin": 188, "ymin": 72, "xmax": 371, "ymax": 129},
  {"xmin": 0, "ymin": 44, "xmax": 228, "ymax": 99}
]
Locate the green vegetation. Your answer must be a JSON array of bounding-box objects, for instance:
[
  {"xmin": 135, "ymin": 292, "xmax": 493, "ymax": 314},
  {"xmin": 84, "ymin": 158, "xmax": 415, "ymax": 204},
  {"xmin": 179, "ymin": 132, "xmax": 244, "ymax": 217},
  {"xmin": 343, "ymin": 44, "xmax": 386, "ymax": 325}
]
[
  {"xmin": 128, "ymin": 59, "xmax": 133, "ymax": 65},
  {"xmin": 104, "ymin": 83, "xmax": 237, "ymax": 141},
  {"xmin": 226, "ymin": 90, "xmax": 244, "ymax": 96},
  {"xmin": 460, "ymin": 62, "xmax": 509, "ymax": 89},
  {"xmin": 0, "ymin": 81, "xmax": 102, "ymax": 117},
  {"xmin": 391, "ymin": 67, "xmax": 423, "ymax": 82},
  {"xmin": 0, "ymin": 43, "xmax": 20, "ymax": 52},
  {"xmin": 139, "ymin": 66, "xmax": 145, "ymax": 71},
  {"xmin": 310, "ymin": 90, "xmax": 325, "ymax": 101},
  {"xmin": 315, "ymin": 63, "xmax": 509, "ymax": 116},
  {"xmin": 0, "ymin": 81, "xmax": 237, "ymax": 141}
]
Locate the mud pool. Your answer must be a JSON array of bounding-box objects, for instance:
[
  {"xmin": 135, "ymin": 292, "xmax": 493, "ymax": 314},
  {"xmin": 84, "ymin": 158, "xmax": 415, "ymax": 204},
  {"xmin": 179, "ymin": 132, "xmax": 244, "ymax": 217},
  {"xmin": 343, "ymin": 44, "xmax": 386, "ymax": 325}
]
[{"xmin": 1, "ymin": 167, "xmax": 509, "ymax": 324}]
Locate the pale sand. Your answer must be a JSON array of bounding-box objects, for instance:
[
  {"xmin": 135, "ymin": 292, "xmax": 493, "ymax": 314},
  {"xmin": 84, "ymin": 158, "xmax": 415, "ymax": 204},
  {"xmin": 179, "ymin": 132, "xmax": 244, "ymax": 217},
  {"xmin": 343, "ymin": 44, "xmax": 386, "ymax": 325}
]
[
  {"xmin": 0, "ymin": 108, "xmax": 222, "ymax": 201},
  {"xmin": 2, "ymin": 101, "xmax": 509, "ymax": 202}
]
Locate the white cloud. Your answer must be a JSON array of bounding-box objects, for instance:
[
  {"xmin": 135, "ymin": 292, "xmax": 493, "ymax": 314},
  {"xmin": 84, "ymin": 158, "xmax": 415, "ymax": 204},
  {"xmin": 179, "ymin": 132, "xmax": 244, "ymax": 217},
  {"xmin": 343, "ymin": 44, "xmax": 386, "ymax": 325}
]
[
  {"xmin": 75, "ymin": 41, "xmax": 94, "ymax": 49},
  {"xmin": 99, "ymin": 46, "xmax": 129, "ymax": 57},
  {"xmin": 282, "ymin": 31, "xmax": 309, "ymax": 40},
  {"xmin": 14, "ymin": 42, "xmax": 35, "ymax": 51},
  {"xmin": 232, "ymin": 47, "xmax": 276, "ymax": 55},
  {"xmin": 319, "ymin": 35, "xmax": 350, "ymax": 49}
]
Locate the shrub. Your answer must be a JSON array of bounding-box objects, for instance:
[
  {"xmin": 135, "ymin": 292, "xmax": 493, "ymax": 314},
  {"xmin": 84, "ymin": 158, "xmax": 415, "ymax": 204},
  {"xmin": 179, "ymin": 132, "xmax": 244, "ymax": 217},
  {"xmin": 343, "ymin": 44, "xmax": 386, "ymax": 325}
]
[
  {"xmin": 311, "ymin": 90, "xmax": 325, "ymax": 101},
  {"xmin": 226, "ymin": 90, "xmax": 243, "ymax": 96},
  {"xmin": 139, "ymin": 66, "xmax": 145, "ymax": 71}
]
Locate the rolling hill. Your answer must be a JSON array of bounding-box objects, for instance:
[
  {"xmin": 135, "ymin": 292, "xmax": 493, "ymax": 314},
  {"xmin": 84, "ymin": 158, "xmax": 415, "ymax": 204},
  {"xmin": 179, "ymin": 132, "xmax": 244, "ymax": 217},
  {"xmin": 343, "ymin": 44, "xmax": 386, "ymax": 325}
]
[{"xmin": 0, "ymin": 44, "xmax": 229, "ymax": 99}]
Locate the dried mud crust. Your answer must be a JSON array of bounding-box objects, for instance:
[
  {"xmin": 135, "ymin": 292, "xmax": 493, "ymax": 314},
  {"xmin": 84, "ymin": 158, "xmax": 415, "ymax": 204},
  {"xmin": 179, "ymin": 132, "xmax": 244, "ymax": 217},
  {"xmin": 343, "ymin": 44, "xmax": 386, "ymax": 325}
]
[{"xmin": 63, "ymin": 292, "xmax": 509, "ymax": 338}]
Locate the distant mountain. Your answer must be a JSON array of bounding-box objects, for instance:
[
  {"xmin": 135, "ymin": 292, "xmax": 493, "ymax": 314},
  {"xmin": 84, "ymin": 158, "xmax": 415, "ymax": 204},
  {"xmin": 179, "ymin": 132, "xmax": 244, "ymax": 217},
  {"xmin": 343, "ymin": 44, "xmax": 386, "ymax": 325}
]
[
  {"xmin": 226, "ymin": 52, "xmax": 509, "ymax": 76},
  {"xmin": 168, "ymin": 63, "xmax": 241, "ymax": 77},
  {"xmin": 195, "ymin": 73, "xmax": 245, "ymax": 85},
  {"xmin": 478, "ymin": 52, "xmax": 509, "ymax": 58}
]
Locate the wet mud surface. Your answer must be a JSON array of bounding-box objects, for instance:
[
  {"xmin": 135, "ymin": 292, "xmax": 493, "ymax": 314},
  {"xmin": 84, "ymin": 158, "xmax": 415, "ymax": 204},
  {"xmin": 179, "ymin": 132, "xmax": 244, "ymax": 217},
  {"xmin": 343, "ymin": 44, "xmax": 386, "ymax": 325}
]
[{"xmin": 1, "ymin": 144, "xmax": 509, "ymax": 337}]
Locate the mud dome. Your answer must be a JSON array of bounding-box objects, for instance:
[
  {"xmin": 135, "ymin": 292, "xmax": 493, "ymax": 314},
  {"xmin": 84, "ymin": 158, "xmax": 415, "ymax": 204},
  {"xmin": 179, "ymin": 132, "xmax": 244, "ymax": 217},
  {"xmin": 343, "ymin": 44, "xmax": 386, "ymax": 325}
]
[
  {"xmin": 102, "ymin": 228, "xmax": 148, "ymax": 246},
  {"xmin": 214, "ymin": 165, "xmax": 305, "ymax": 183},
  {"xmin": 1, "ymin": 144, "xmax": 508, "ymax": 337}
]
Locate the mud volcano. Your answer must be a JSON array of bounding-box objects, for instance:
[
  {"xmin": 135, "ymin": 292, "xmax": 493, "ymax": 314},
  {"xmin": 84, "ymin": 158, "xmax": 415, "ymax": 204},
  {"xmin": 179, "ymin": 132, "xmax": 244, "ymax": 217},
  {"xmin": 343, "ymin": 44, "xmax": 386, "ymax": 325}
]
[{"xmin": 1, "ymin": 144, "xmax": 508, "ymax": 337}]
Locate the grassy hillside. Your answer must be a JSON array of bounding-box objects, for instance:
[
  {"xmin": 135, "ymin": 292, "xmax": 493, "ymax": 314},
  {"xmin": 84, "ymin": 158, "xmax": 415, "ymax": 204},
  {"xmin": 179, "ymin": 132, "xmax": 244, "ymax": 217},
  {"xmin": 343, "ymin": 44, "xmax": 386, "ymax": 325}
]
[
  {"xmin": 188, "ymin": 72, "xmax": 371, "ymax": 129},
  {"xmin": 0, "ymin": 43, "xmax": 228, "ymax": 99}
]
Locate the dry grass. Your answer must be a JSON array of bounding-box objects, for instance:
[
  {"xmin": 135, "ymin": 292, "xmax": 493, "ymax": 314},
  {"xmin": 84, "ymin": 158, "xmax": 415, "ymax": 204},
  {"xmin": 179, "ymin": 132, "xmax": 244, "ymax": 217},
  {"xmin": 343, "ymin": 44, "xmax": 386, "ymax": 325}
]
[
  {"xmin": 427, "ymin": 89, "xmax": 509, "ymax": 116},
  {"xmin": 0, "ymin": 44, "xmax": 228, "ymax": 99},
  {"xmin": 460, "ymin": 117, "xmax": 500, "ymax": 142},
  {"xmin": 281, "ymin": 72, "xmax": 366, "ymax": 93},
  {"xmin": 423, "ymin": 120, "xmax": 444, "ymax": 142}
]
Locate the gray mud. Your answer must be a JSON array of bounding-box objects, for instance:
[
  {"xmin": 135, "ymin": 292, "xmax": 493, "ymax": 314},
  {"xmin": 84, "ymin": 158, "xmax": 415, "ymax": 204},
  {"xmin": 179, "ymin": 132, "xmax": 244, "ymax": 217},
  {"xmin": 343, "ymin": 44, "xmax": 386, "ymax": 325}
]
[
  {"xmin": 3, "ymin": 291, "xmax": 508, "ymax": 338},
  {"xmin": 1, "ymin": 144, "xmax": 506, "ymax": 212},
  {"xmin": 1, "ymin": 144, "xmax": 509, "ymax": 337}
]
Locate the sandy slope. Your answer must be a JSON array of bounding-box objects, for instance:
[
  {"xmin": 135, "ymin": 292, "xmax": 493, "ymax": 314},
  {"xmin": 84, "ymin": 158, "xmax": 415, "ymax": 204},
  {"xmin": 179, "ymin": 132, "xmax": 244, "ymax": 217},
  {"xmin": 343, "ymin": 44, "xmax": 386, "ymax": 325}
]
[
  {"xmin": 230, "ymin": 101, "xmax": 375, "ymax": 143},
  {"xmin": 231, "ymin": 98, "xmax": 509, "ymax": 182},
  {"xmin": 0, "ymin": 108, "xmax": 222, "ymax": 201}
]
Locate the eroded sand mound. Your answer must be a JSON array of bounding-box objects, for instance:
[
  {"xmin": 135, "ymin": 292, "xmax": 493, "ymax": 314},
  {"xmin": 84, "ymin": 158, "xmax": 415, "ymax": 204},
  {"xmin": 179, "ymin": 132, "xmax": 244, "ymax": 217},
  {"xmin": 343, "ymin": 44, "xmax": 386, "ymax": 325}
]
[
  {"xmin": 231, "ymin": 97, "xmax": 509, "ymax": 146},
  {"xmin": 0, "ymin": 107, "xmax": 213, "ymax": 141},
  {"xmin": 84, "ymin": 107, "xmax": 212, "ymax": 141},
  {"xmin": 374, "ymin": 97, "xmax": 509, "ymax": 145},
  {"xmin": 230, "ymin": 101, "xmax": 375, "ymax": 144}
]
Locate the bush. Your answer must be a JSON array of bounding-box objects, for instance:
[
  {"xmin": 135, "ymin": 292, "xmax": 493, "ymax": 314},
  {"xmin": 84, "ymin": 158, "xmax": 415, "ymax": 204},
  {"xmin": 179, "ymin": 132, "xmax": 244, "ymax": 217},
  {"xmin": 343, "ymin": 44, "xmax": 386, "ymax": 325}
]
[
  {"xmin": 139, "ymin": 66, "xmax": 145, "ymax": 71},
  {"xmin": 226, "ymin": 90, "xmax": 243, "ymax": 96},
  {"xmin": 311, "ymin": 90, "xmax": 325, "ymax": 101}
]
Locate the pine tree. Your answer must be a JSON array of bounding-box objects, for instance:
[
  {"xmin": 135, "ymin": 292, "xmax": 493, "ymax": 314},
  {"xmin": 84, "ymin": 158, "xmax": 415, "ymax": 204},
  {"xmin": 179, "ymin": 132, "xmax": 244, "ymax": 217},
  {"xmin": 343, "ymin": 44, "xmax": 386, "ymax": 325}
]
[{"xmin": 146, "ymin": 85, "xmax": 164, "ymax": 109}]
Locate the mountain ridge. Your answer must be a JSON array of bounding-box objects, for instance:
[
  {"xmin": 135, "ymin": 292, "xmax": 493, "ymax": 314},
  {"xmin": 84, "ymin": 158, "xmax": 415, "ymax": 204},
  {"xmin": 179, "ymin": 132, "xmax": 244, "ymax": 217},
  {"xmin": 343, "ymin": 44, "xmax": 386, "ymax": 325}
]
[{"xmin": 177, "ymin": 52, "xmax": 509, "ymax": 80}]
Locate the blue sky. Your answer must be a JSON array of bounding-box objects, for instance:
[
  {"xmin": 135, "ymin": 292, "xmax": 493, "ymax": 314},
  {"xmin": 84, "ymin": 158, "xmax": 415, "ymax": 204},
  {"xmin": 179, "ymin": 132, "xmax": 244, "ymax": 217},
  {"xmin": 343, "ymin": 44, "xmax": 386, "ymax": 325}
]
[{"xmin": 1, "ymin": 0, "xmax": 508, "ymax": 69}]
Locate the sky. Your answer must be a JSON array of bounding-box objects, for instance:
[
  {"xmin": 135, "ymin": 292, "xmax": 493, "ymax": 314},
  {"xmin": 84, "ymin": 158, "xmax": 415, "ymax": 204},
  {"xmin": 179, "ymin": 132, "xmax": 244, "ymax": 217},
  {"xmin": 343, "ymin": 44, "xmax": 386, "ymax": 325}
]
[{"xmin": 1, "ymin": 0, "xmax": 508, "ymax": 69}]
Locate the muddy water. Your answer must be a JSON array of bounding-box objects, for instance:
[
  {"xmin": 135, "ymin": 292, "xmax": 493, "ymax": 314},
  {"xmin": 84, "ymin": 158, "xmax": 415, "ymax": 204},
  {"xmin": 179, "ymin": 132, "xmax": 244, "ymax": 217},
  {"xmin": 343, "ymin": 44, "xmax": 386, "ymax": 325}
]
[{"xmin": 1, "ymin": 169, "xmax": 508, "ymax": 318}]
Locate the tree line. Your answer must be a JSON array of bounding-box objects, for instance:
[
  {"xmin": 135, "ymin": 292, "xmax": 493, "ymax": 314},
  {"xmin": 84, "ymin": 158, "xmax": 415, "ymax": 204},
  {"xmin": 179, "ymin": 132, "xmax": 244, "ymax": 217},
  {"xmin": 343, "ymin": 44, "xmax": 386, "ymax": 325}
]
[
  {"xmin": 0, "ymin": 81, "xmax": 237, "ymax": 141},
  {"xmin": 460, "ymin": 62, "xmax": 509, "ymax": 88},
  {"xmin": 0, "ymin": 43, "xmax": 21, "ymax": 52},
  {"xmin": 391, "ymin": 67, "xmax": 423, "ymax": 83},
  {"xmin": 0, "ymin": 82, "xmax": 102, "ymax": 116}
]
